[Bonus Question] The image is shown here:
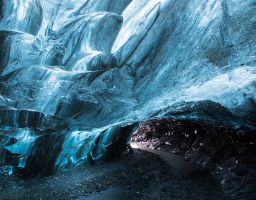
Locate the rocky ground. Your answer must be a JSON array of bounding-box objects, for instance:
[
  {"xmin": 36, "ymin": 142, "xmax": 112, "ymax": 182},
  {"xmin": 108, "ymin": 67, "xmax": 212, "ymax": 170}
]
[
  {"xmin": 0, "ymin": 149, "xmax": 230, "ymax": 200},
  {"xmin": 132, "ymin": 119, "xmax": 256, "ymax": 199}
]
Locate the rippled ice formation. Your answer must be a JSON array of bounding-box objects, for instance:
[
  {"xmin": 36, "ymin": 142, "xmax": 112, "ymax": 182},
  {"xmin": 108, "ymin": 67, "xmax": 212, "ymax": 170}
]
[{"xmin": 0, "ymin": 0, "xmax": 255, "ymax": 175}]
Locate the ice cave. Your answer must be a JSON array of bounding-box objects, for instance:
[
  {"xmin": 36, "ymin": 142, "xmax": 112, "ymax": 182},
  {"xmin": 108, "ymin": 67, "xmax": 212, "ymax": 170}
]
[{"xmin": 0, "ymin": 0, "xmax": 255, "ymax": 199}]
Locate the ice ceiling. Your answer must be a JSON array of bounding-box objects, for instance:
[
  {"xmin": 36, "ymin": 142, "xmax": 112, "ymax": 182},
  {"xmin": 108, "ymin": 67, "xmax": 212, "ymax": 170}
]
[{"xmin": 0, "ymin": 0, "xmax": 255, "ymax": 175}]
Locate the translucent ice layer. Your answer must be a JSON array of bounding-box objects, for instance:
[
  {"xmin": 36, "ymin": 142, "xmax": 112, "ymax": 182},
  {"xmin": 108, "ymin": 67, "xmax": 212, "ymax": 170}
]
[{"xmin": 0, "ymin": 0, "xmax": 255, "ymax": 176}]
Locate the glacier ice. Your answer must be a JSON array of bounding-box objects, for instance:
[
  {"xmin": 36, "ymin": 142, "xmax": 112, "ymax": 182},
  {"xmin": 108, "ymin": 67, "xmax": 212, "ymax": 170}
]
[
  {"xmin": 0, "ymin": 0, "xmax": 255, "ymax": 177},
  {"xmin": 0, "ymin": 30, "xmax": 43, "ymax": 75},
  {"xmin": 0, "ymin": 0, "xmax": 43, "ymax": 35}
]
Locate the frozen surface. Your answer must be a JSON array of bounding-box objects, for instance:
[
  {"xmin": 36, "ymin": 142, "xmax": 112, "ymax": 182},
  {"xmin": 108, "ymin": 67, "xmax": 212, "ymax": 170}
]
[{"xmin": 0, "ymin": 0, "xmax": 255, "ymax": 175}]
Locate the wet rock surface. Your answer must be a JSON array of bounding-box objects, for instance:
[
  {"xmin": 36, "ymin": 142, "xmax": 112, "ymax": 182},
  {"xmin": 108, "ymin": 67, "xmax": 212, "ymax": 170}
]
[
  {"xmin": 132, "ymin": 119, "xmax": 256, "ymax": 199},
  {"xmin": 0, "ymin": 150, "xmax": 230, "ymax": 200}
]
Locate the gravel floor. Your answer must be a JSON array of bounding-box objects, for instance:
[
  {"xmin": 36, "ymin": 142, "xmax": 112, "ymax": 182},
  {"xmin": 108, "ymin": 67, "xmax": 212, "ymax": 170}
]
[{"xmin": 0, "ymin": 149, "xmax": 231, "ymax": 200}]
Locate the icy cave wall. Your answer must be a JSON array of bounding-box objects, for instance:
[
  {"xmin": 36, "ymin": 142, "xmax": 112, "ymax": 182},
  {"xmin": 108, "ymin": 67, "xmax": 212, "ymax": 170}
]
[{"xmin": 0, "ymin": 0, "xmax": 255, "ymax": 175}]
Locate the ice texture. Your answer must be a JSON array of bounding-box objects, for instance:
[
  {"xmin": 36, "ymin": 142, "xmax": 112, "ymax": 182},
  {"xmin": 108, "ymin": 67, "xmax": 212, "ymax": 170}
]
[{"xmin": 0, "ymin": 0, "xmax": 255, "ymax": 175}]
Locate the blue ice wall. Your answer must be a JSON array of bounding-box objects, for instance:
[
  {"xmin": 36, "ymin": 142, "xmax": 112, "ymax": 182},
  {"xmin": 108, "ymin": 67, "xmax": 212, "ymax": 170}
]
[{"xmin": 0, "ymin": 0, "xmax": 255, "ymax": 175}]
